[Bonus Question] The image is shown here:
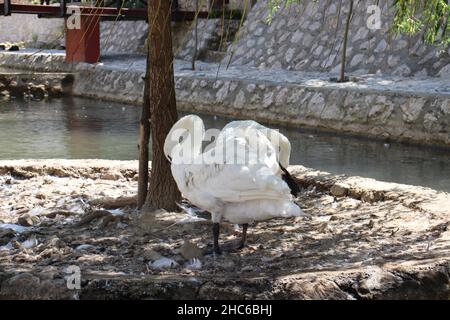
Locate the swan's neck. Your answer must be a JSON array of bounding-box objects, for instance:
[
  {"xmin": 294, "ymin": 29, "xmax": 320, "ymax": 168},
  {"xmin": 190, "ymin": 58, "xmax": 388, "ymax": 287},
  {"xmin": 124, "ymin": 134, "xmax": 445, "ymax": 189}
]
[{"xmin": 174, "ymin": 120, "xmax": 204, "ymax": 164}]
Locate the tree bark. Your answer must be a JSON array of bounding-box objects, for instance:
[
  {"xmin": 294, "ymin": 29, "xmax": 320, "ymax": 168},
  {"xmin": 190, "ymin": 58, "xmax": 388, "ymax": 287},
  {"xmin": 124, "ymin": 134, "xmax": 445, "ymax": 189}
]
[
  {"xmin": 143, "ymin": 0, "xmax": 181, "ymax": 212},
  {"xmin": 339, "ymin": 0, "xmax": 353, "ymax": 83},
  {"xmin": 137, "ymin": 51, "xmax": 151, "ymax": 209},
  {"xmin": 192, "ymin": 0, "xmax": 199, "ymax": 70}
]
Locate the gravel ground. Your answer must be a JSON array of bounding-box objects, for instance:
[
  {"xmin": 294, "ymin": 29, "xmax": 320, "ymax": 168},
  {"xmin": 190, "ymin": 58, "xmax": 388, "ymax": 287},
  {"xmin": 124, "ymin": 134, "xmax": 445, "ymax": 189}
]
[{"xmin": 0, "ymin": 160, "xmax": 449, "ymax": 299}]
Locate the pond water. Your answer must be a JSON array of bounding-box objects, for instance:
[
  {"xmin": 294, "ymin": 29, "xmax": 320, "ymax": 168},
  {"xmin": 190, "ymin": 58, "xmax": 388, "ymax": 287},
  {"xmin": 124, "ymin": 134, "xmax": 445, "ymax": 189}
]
[{"xmin": 1, "ymin": 97, "xmax": 449, "ymax": 192}]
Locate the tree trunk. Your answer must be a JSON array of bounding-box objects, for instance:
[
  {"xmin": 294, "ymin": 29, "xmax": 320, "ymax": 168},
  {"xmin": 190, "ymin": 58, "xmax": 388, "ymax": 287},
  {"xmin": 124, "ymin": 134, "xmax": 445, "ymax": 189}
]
[
  {"xmin": 137, "ymin": 51, "xmax": 151, "ymax": 209},
  {"xmin": 192, "ymin": 0, "xmax": 199, "ymax": 70},
  {"xmin": 143, "ymin": 0, "xmax": 181, "ymax": 212},
  {"xmin": 339, "ymin": 0, "xmax": 353, "ymax": 83}
]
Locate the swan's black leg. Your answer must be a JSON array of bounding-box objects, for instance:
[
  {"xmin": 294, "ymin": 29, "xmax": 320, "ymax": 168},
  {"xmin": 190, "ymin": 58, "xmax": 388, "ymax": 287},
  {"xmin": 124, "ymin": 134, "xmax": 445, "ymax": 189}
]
[
  {"xmin": 238, "ymin": 223, "xmax": 248, "ymax": 249},
  {"xmin": 213, "ymin": 223, "xmax": 222, "ymax": 255}
]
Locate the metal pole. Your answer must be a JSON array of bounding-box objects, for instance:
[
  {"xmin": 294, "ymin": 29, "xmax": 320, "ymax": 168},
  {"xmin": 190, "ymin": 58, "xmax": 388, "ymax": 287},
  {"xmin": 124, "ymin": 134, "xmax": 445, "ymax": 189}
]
[
  {"xmin": 4, "ymin": 0, "xmax": 11, "ymax": 16},
  {"xmin": 60, "ymin": 0, "xmax": 66, "ymax": 18},
  {"xmin": 116, "ymin": 0, "xmax": 123, "ymax": 11}
]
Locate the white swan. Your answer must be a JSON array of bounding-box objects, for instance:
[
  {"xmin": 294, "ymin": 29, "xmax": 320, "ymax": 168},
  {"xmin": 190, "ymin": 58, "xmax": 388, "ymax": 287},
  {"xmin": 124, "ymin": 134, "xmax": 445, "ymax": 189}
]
[
  {"xmin": 163, "ymin": 115, "xmax": 306, "ymax": 254},
  {"xmin": 218, "ymin": 120, "xmax": 300, "ymax": 196}
]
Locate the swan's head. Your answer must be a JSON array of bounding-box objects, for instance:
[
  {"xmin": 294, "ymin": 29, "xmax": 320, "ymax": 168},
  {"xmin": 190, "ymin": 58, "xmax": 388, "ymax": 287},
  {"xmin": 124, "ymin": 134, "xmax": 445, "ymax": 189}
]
[
  {"xmin": 164, "ymin": 114, "xmax": 205, "ymax": 163},
  {"xmin": 264, "ymin": 129, "xmax": 291, "ymax": 169},
  {"xmin": 276, "ymin": 133, "xmax": 291, "ymax": 169}
]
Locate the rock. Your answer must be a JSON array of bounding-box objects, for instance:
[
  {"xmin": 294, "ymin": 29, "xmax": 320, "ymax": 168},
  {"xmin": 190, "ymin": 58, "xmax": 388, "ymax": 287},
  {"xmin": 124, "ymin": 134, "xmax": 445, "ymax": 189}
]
[
  {"xmin": 437, "ymin": 100, "xmax": 450, "ymax": 116},
  {"xmin": 307, "ymin": 92, "xmax": 325, "ymax": 117},
  {"xmin": 90, "ymin": 195, "xmax": 136, "ymax": 209},
  {"xmin": 134, "ymin": 210, "xmax": 157, "ymax": 234},
  {"xmin": 285, "ymin": 48, "xmax": 296, "ymax": 63},
  {"xmin": 48, "ymin": 85, "xmax": 63, "ymax": 98},
  {"xmin": 438, "ymin": 64, "xmax": 450, "ymax": 79},
  {"xmin": 0, "ymin": 273, "xmax": 73, "ymax": 299},
  {"xmin": 75, "ymin": 210, "xmax": 111, "ymax": 227},
  {"xmin": 350, "ymin": 54, "xmax": 364, "ymax": 68},
  {"xmin": 0, "ymin": 44, "xmax": 6, "ymax": 51},
  {"xmin": 221, "ymin": 260, "xmax": 236, "ymax": 270},
  {"xmin": 423, "ymin": 112, "xmax": 439, "ymax": 132},
  {"xmin": 8, "ymin": 45, "xmax": 19, "ymax": 51},
  {"xmin": 99, "ymin": 171, "xmax": 123, "ymax": 181},
  {"xmin": 339, "ymin": 198, "xmax": 361, "ymax": 209},
  {"xmin": 374, "ymin": 39, "xmax": 387, "ymax": 53},
  {"xmin": 290, "ymin": 30, "xmax": 303, "ymax": 44},
  {"xmin": 355, "ymin": 267, "xmax": 403, "ymax": 299},
  {"xmin": 29, "ymin": 85, "xmax": 46, "ymax": 100},
  {"xmin": 47, "ymin": 236, "xmax": 66, "ymax": 248},
  {"xmin": 275, "ymin": 278, "xmax": 352, "ymax": 300},
  {"xmin": 17, "ymin": 214, "xmax": 40, "ymax": 227},
  {"xmin": 40, "ymin": 266, "xmax": 60, "ymax": 280},
  {"xmin": 387, "ymin": 55, "xmax": 400, "ymax": 68},
  {"xmin": 262, "ymin": 91, "xmax": 274, "ymax": 108},
  {"xmin": 330, "ymin": 183, "xmax": 348, "ymax": 197},
  {"xmin": 241, "ymin": 266, "xmax": 254, "ymax": 272},
  {"xmin": 368, "ymin": 96, "xmax": 394, "ymax": 122},
  {"xmin": 7, "ymin": 80, "xmax": 26, "ymax": 97},
  {"xmin": 35, "ymin": 192, "xmax": 46, "ymax": 200},
  {"xmin": 142, "ymin": 248, "xmax": 162, "ymax": 261},
  {"xmin": 361, "ymin": 191, "xmax": 377, "ymax": 203},
  {"xmin": 401, "ymin": 98, "xmax": 426, "ymax": 123},
  {"xmin": 392, "ymin": 64, "xmax": 411, "ymax": 77},
  {"xmin": 321, "ymin": 102, "xmax": 344, "ymax": 120},
  {"xmin": 394, "ymin": 40, "xmax": 408, "ymax": 51},
  {"xmin": 233, "ymin": 90, "xmax": 246, "ymax": 109},
  {"xmin": 0, "ymin": 227, "xmax": 16, "ymax": 245},
  {"xmin": 179, "ymin": 240, "xmax": 203, "ymax": 260},
  {"xmin": 44, "ymin": 210, "xmax": 74, "ymax": 219}
]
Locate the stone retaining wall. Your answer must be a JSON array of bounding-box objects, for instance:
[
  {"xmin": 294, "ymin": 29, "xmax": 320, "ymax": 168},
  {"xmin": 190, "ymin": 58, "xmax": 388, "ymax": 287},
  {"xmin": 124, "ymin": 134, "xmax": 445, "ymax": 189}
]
[
  {"xmin": 2, "ymin": 2, "xmax": 449, "ymax": 78},
  {"xmin": 175, "ymin": 75, "xmax": 450, "ymax": 146},
  {"xmin": 224, "ymin": 0, "xmax": 450, "ymax": 78},
  {"xmin": 0, "ymin": 14, "xmax": 65, "ymax": 48},
  {"xmin": 72, "ymin": 61, "xmax": 450, "ymax": 147}
]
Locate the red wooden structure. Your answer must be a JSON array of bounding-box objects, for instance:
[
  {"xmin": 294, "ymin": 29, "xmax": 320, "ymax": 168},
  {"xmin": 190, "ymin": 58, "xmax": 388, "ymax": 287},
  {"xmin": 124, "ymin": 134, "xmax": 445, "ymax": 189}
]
[
  {"xmin": 0, "ymin": 0, "xmax": 233, "ymax": 63},
  {"xmin": 65, "ymin": 13, "xmax": 100, "ymax": 63}
]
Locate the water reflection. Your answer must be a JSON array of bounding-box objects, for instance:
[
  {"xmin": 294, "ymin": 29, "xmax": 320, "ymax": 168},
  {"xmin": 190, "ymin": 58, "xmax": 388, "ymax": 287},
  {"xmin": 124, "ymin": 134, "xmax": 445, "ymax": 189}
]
[{"xmin": 0, "ymin": 97, "xmax": 449, "ymax": 192}]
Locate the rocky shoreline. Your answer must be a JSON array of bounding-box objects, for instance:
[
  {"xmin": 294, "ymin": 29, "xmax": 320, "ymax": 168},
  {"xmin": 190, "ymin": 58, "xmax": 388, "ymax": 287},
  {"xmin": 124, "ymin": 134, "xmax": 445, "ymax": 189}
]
[
  {"xmin": 0, "ymin": 160, "xmax": 449, "ymax": 299},
  {"xmin": 0, "ymin": 72, "xmax": 74, "ymax": 101}
]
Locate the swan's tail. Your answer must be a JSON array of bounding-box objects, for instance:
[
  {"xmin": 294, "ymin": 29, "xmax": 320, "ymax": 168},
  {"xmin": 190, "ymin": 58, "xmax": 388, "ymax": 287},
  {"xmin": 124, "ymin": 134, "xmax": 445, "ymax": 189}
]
[{"xmin": 281, "ymin": 202, "xmax": 310, "ymax": 218}]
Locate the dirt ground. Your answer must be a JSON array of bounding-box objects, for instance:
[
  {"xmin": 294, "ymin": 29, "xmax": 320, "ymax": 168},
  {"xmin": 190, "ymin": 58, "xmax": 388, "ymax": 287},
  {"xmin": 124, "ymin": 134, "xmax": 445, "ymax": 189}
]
[{"xmin": 0, "ymin": 160, "xmax": 449, "ymax": 299}]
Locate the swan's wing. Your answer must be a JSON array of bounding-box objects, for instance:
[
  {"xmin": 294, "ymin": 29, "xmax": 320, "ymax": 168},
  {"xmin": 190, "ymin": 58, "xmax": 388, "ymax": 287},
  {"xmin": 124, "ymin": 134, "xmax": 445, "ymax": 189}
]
[
  {"xmin": 186, "ymin": 135, "xmax": 292, "ymax": 203},
  {"xmin": 186, "ymin": 162, "xmax": 292, "ymax": 203},
  {"xmin": 219, "ymin": 120, "xmax": 291, "ymax": 167}
]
